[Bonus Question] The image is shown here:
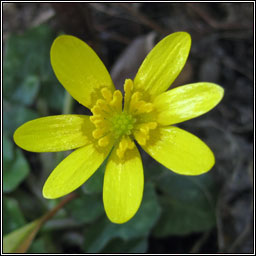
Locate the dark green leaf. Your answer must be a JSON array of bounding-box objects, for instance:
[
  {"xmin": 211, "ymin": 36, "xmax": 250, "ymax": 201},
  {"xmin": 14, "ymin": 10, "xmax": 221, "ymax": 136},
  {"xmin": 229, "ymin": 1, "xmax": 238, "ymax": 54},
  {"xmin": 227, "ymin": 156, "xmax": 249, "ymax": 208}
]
[
  {"xmin": 3, "ymin": 196, "xmax": 27, "ymax": 235},
  {"xmin": 153, "ymin": 170, "xmax": 217, "ymax": 237},
  {"xmin": 3, "ymin": 147, "xmax": 30, "ymax": 193},
  {"xmin": 3, "ymin": 99, "xmax": 39, "ymax": 137},
  {"xmin": 3, "ymin": 25, "xmax": 53, "ymax": 98},
  {"xmin": 83, "ymin": 182, "xmax": 161, "ymax": 253},
  {"xmin": 27, "ymin": 238, "xmax": 48, "ymax": 254},
  {"xmin": 12, "ymin": 75, "xmax": 40, "ymax": 106},
  {"xmin": 3, "ymin": 134, "xmax": 14, "ymax": 161},
  {"xmin": 3, "ymin": 25, "xmax": 65, "ymax": 112},
  {"xmin": 103, "ymin": 237, "xmax": 148, "ymax": 253},
  {"xmin": 39, "ymin": 80, "xmax": 65, "ymax": 112},
  {"xmin": 66, "ymin": 193, "xmax": 104, "ymax": 224},
  {"xmin": 82, "ymin": 162, "xmax": 106, "ymax": 194}
]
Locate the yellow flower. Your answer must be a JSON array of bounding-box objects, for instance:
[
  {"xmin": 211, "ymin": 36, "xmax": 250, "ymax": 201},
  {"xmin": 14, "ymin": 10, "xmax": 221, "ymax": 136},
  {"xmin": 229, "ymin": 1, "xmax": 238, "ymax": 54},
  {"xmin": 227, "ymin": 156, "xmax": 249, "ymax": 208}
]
[{"xmin": 13, "ymin": 32, "xmax": 224, "ymax": 224}]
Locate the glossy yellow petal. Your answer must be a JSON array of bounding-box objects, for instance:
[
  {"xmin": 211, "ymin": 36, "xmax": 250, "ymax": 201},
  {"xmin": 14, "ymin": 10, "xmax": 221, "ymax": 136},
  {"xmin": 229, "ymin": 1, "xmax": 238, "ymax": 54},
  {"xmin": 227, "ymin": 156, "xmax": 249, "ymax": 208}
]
[
  {"xmin": 43, "ymin": 142, "xmax": 113, "ymax": 198},
  {"xmin": 134, "ymin": 32, "xmax": 191, "ymax": 98},
  {"xmin": 154, "ymin": 82, "xmax": 224, "ymax": 126},
  {"xmin": 50, "ymin": 35, "xmax": 114, "ymax": 109},
  {"xmin": 103, "ymin": 145, "xmax": 144, "ymax": 224},
  {"xmin": 142, "ymin": 126, "xmax": 215, "ymax": 175},
  {"xmin": 13, "ymin": 115, "xmax": 94, "ymax": 152}
]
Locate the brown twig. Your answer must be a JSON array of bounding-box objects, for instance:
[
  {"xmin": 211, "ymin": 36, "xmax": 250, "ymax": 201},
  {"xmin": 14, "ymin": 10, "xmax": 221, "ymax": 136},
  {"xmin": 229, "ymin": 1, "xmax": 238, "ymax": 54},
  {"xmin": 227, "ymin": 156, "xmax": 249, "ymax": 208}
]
[
  {"xmin": 14, "ymin": 193, "xmax": 78, "ymax": 253},
  {"xmin": 40, "ymin": 193, "xmax": 78, "ymax": 223}
]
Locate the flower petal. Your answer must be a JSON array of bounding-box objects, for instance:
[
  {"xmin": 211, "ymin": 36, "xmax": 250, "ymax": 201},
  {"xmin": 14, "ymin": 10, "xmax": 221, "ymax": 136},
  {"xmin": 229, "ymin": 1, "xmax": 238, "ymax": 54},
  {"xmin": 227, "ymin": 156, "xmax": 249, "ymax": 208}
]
[
  {"xmin": 142, "ymin": 126, "xmax": 215, "ymax": 175},
  {"xmin": 103, "ymin": 145, "xmax": 144, "ymax": 224},
  {"xmin": 43, "ymin": 142, "xmax": 112, "ymax": 198},
  {"xmin": 154, "ymin": 82, "xmax": 224, "ymax": 125},
  {"xmin": 134, "ymin": 32, "xmax": 191, "ymax": 98},
  {"xmin": 50, "ymin": 35, "xmax": 115, "ymax": 109},
  {"xmin": 13, "ymin": 115, "xmax": 94, "ymax": 152}
]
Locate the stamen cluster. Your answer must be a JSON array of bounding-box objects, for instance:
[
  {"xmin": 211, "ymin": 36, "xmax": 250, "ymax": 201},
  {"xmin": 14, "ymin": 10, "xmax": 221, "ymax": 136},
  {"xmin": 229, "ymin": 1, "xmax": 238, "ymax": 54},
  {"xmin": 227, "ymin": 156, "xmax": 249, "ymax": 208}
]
[{"xmin": 90, "ymin": 79, "xmax": 158, "ymax": 159}]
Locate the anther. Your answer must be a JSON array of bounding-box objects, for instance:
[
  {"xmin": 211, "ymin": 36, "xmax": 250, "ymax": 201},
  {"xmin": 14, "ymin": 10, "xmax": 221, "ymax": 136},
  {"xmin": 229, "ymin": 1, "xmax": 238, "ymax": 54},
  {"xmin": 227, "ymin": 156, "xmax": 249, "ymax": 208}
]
[
  {"xmin": 101, "ymin": 88, "xmax": 113, "ymax": 102},
  {"xmin": 92, "ymin": 128, "xmax": 107, "ymax": 139},
  {"xmin": 110, "ymin": 90, "xmax": 123, "ymax": 112},
  {"xmin": 116, "ymin": 136, "xmax": 135, "ymax": 159},
  {"xmin": 124, "ymin": 79, "xmax": 134, "ymax": 111},
  {"xmin": 98, "ymin": 134, "xmax": 110, "ymax": 147}
]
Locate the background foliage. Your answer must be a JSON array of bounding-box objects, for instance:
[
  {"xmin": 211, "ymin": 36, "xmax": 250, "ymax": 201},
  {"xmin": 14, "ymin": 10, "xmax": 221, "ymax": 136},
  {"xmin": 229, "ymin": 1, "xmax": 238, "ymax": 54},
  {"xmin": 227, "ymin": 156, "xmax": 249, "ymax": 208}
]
[{"xmin": 3, "ymin": 3, "xmax": 253, "ymax": 253}]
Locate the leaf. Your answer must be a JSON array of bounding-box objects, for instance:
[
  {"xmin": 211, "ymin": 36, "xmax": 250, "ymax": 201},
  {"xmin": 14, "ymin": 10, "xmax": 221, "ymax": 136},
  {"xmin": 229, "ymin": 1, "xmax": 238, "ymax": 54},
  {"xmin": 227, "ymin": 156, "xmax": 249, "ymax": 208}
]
[
  {"xmin": 3, "ymin": 24, "xmax": 65, "ymax": 111},
  {"xmin": 3, "ymin": 25, "xmax": 52, "ymax": 100},
  {"xmin": 12, "ymin": 75, "xmax": 40, "ymax": 106},
  {"xmin": 3, "ymin": 193, "xmax": 77, "ymax": 253},
  {"xmin": 3, "ymin": 218, "xmax": 42, "ymax": 253},
  {"xmin": 66, "ymin": 193, "xmax": 104, "ymax": 224},
  {"xmin": 3, "ymin": 99, "xmax": 39, "ymax": 137},
  {"xmin": 27, "ymin": 237, "xmax": 49, "ymax": 253},
  {"xmin": 3, "ymin": 197, "xmax": 26, "ymax": 235},
  {"xmin": 39, "ymin": 80, "xmax": 65, "ymax": 112},
  {"xmin": 153, "ymin": 170, "xmax": 217, "ymax": 237},
  {"xmin": 3, "ymin": 135, "xmax": 30, "ymax": 193},
  {"xmin": 3, "ymin": 134, "xmax": 13, "ymax": 161},
  {"xmin": 82, "ymin": 161, "xmax": 106, "ymax": 194},
  {"xmin": 83, "ymin": 182, "xmax": 161, "ymax": 253},
  {"xmin": 103, "ymin": 238, "xmax": 148, "ymax": 253}
]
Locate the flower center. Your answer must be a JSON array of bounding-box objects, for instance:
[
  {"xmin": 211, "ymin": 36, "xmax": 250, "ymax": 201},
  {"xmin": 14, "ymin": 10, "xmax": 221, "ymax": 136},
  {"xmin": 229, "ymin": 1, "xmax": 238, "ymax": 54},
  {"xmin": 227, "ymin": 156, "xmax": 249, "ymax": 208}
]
[
  {"xmin": 90, "ymin": 79, "xmax": 157, "ymax": 158},
  {"xmin": 110, "ymin": 112, "xmax": 135, "ymax": 138}
]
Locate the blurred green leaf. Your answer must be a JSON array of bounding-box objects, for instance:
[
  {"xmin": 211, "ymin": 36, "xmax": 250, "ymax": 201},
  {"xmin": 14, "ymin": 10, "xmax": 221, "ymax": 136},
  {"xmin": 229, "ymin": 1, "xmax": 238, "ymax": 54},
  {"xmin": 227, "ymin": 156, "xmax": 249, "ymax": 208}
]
[
  {"xmin": 82, "ymin": 162, "xmax": 106, "ymax": 194},
  {"xmin": 3, "ymin": 24, "xmax": 64, "ymax": 111},
  {"xmin": 66, "ymin": 193, "xmax": 104, "ymax": 224},
  {"xmin": 103, "ymin": 237, "xmax": 148, "ymax": 253},
  {"xmin": 3, "ymin": 25, "xmax": 52, "ymax": 99},
  {"xmin": 3, "ymin": 218, "xmax": 42, "ymax": 253},
  {"xmin": 153, "ymin": 171, "xmax": 217, "ymax": 237},
  {"xmin": 3, "ymin": 196, "xmax": 27, "ymax": 235},
  {"xmin": 3, "ymin": 99, "xmax": 39, "ymax": 137},
  {"xmin": 12, "ymin": 75, "xmax": 40, "ymax": 106},
  {"xmin": 28, "ymin": 234, "xmax": 59, "ymax": 254},
  {"xmin": 83, "ymin": 182, "xmax": 161, "ymax": 253},
  {"xmin": 39, "ymin": 80, "xmax": 65, "ymax": 112},
  {"xmin": 3, "ymin": 136, "xmax": 30, "ymax": 193},
  {"xmin": 3, "ymin": 193, "xmax": 77, "ymax": 253},
  {"xmin": 12, "ymin": 189, "xmax": 45, "ymax": 221},
  {"xmin": 27, "ymin": 238, "xmax": 48, "ymax": 253},
  {"xmin": 3, "ymin": 134, "xmax": 14, "ymax": 161}
]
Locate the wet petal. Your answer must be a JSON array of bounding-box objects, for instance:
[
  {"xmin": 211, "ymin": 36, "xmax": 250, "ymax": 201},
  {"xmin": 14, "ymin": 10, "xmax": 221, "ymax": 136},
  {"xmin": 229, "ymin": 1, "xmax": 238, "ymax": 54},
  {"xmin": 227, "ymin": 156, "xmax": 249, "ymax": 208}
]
[
  {"xmin": 43, "ymin": 142, "xmax": 113, "ymax": 198},
  {"xmin": 103, "ymin": 145, "xmax": 144, "ymax": 224},
  {"xmin": 13, "ymin": 115, "xmax": 94, "ymax": 152},
  {"xmin": 154, "ymin": 82, "xmax": 224, "ymax": 125},
  {"xmin": 50, "ymin": 35, "xmax": 114, "ymax": 109},
  {"xmin": 134, "ymin": 32, "xmax": 191, "ymax": 98},
  {"xmin": 142, "ymin": 126, "xmax": 215, "ymax": 175}
]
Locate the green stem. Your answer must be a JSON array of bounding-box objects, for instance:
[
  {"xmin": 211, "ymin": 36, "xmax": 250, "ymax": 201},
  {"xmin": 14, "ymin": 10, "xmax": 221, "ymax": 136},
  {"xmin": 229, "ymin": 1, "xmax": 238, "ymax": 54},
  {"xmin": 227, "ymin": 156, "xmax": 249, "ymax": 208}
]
[{"xmin": 62, "ymin": 91, "xmax": 74, "ymax": 115}]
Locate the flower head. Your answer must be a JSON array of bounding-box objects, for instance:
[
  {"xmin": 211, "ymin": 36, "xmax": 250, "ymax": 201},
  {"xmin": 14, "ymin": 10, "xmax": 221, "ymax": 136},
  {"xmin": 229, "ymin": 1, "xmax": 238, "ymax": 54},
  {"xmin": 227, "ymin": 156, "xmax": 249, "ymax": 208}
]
[{"xmin": 13, "ymin": 32, "xmax": 224, "ymax": 224}]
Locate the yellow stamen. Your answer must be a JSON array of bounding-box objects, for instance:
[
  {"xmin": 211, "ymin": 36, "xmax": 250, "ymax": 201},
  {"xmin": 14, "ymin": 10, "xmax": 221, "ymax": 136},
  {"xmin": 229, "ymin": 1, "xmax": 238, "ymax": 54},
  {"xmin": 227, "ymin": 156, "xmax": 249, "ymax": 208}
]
[
  {"xmin": 133, "ymin": 131, "xmax": 148, "ymax": 146},
  {"xmin": 116, "ymin": 136, "xmax": 135, "ymax": 159},
  {"xmin": 98, "ymin": 134, "xmax": 110, "ymax": 147},
  {"xmin": 124, "ymin": 79, "xmax": 134, "ymax": 111},
  {"xmin": 110, "ymin": 90, "xmax": 123, "ymax": 112},
  {"xmin": 92, "ymin": 128, "xmax": 108, "ymax": 139},
  {"xmin": 90, "ymin": 82, "xmax": 158, "ymax": 153},
  {"xmin": 101, "ymin": 88, "xmax": 113, "ymax": 102}
]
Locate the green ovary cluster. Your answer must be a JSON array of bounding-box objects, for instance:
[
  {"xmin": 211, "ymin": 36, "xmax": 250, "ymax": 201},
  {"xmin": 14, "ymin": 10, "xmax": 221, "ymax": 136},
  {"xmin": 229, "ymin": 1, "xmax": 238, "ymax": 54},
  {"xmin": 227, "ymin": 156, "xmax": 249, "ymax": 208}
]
[{"xmin": 110, "ymin": 112, "xmax": 135, "ymax": 139}]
